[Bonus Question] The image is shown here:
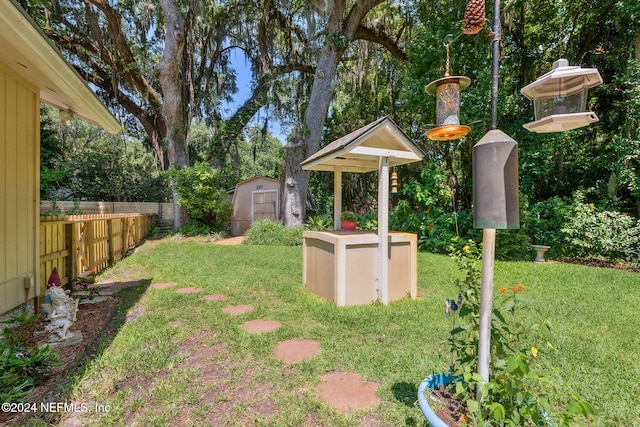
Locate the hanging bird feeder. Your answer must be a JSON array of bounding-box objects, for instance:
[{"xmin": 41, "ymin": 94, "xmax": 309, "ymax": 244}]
[
  {"xmin": 390, "ymin": 170, "xmax": 398, "ymax": 194},
  {"xmin": 425, "ymin": 43, "xmax": 471, "ymax": 141},
  {"xmin": 521, "ymin": 58, "xmax": 603, "ymax": 133}
]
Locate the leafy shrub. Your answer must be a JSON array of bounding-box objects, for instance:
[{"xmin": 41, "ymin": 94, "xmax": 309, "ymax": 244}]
[
  {"xmin": 390, "ymin": 165, "xmax": 458, "ymax": 253},
  {"xmin": 523, "ymin": 196, "xmax": 571, "ymax": 259},
  {"xmin": 1, "ymin": 312, "xmax": 60, "ymax": 403},
  {"xmin": 245, "ymin": 219, "xmax": 304, "ymax": 246},
  {"xmin": 562, "ymin": 192, "xmax": 640, "ymax": 262},
  {"xmin": 306, "ymin": 214, "xmax": 333, "ymax": 231},
  {"xmin": 447, "ymin": 241, "xmax": 596, "ymax": 425},
  {"xmin": 175, "ymin": 220, "xmax": 212, "ymax": 237},
  {"xmin": 167, "ymin": 162, "xmax": 232, "ymax": 231}
]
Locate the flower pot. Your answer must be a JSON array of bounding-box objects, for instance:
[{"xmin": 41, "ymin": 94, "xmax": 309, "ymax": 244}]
[
  {"xmin": 532, "ymin": 245, "xmax": 551, "ymax": 263},
  {"xmin": 417, "ymin": 373, "xmax": 454, "ymax": 427},
  {"xmin": 341, "ymin": 220, "xmax": 357, "ymax": 231}
]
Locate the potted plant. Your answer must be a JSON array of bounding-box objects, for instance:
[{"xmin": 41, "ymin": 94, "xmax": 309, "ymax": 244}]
[{"xmin": 340, "ymin": 210, "xmax": 357, "ymax": 231}]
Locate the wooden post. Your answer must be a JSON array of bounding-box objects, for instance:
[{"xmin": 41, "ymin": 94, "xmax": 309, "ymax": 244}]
[
  {"xmin": 334, "ymin": 166, "xmax": 342, "ymax": 230},
  {"xmin": 107, "ymin": 218, "xmax": 114, "ymax": 265},
  {"xmin": 86, "ymin": 220, "xmax": 94, "ymax": 274},
  {"xmin": 70, "ymin": 222, "xmax": 78, "ymax": 280},
  {"xmin": 377, "ymin": 156, "xmax": 390, "ymax": 305}
]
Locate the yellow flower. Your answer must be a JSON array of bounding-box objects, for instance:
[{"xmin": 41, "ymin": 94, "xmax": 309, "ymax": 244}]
[
  {"xmin": 462, "ymin": 245, "xmax": 470, "ymax": 252},
  {"xmin": 499, "ymin": 288, "xmax": 506, "ymax": 293},
  {"xmin": 517, "ymin": 284, "xmax": 526, "ymax": 291},
  {"xmin": 508, "ymin": 285, "xmax": 516, "ymax": 292}
]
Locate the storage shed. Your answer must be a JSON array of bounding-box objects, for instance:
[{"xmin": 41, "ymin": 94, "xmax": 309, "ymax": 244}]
[
  {"xmin": 0, "ymin": 0, "xmax": 119, "ymax": 318},
  {"xmin": 230, "ymin": 176, "xmax": 280, "ymax": 236}
]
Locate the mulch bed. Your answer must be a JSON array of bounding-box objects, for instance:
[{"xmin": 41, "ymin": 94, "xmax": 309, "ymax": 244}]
[
  {"xmin": 557, "ymin": 257, "xmax": 640, "ymax": 272},
  {"xmin": 0, "ymin": 296, "xmax": 121, "ymax": 426}
]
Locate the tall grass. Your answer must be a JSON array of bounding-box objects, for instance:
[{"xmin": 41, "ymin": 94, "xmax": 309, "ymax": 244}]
[{"xmin": 35, "ymin": 239, "xmax": 640, "ymax": 426}]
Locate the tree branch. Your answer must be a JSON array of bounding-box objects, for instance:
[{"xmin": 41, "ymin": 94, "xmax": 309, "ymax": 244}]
[{"xmin": 353, "ymin": 25, "xmax": 407, "ymax": 62}]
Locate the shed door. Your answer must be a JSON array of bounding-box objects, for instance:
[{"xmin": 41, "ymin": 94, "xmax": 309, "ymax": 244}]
[{"xmin": 252, "ymin": 190, "xmax": 278, "ymax": 221}]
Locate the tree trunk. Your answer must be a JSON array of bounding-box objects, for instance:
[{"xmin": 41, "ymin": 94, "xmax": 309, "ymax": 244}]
[
  {"xmin": 158, "ymin": 0, "xmax": 189, "ymax": 228},
  {"xmin": 280, "ymin": 0, "xmax": 400, "ymax": 227},
  {"xmin": 282, "ymin": 47, "xmax": 341, "ymax": 227}
]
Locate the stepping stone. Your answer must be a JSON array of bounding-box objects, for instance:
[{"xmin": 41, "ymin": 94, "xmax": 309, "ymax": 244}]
[
  {"xmin": 176, "ymin": 287, "xmax": 204, "ymax": 294},
  {"xmin": 223, "ymin": 304, "xmax": 254, "ymax": 315},
  {"xmin": 316, "ymin": 372, "xmax": 380, "ymax": 413},
  {"xmin": 273, "ymin": 338, "xmax": 320, "ymax": 363},
  {"xmin": 203, "ymin": 294, "xmax": 226, "ymax": 301},
  {"xmin": 148, "ymin": 282, "xmax": 177, "ymax": 290},
  {"xmin": 242, "ymin": 319, "xmax": 281, "ymax": 333}
]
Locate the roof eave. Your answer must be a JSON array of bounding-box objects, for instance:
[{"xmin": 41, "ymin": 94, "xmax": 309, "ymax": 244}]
[{"xmin": 1, "ymin": 0, "xmax": 121, "ymax": 134}]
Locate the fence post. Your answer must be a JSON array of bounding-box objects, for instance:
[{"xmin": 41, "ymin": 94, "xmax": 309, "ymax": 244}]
[
  {"xmin": 107, "ymin": 218, "xmax": 114, "ymax": 266},
  {"xmin": 70, "ymin": 222, "xmax": 79, "ymax": 280},
  {"xmin": 86, "ymin": 220, "xmax": 94, "ymax": 274}
]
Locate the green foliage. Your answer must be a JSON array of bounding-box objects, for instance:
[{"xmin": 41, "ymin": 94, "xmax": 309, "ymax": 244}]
[
  {"xmin": 39, "ymin": 106, "xmax": 170, "ymax": 202},
  {"xmin": 523, "ymin": 197, "xmax": 571, "ymax": 254},
  {"xmin": 174, "ymin": 220, "xmax": 212, "ymax": 237},
  {"xmin": 305, "ymin": 214, "xmax": 333, "ymax": 231},
  {"xmin": 168, "ymin": 162, "xmax": 232, "ymax": 231},
  {"xmin": 339, "ymin": 210, "xmax": 356, "ymax": 222},
  {"xmin": 562, "ymin": 192, "xmax": 640, "ymax": 262},
  {"xmin": 447, "ymin": 241, "xmax": 596, "ymax": 426},
  {"xmin": 1, "ymin": 312, "xmax": 60, "ymax": 403},
  {"xmin": 390, "ymin": 164, "xmax": 458, "ymax": 252},
  {"xmin": 204, "ymin": 124, "xmax": 284, "ymax": 190},
  {"xmin": 244, "ymin": 219, "xmax": 304, "ymax": 246}
]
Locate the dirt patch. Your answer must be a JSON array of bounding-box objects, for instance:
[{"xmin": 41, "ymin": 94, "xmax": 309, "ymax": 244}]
[
  {"xmin": 273, "ymin": 338, "xmax": 320, "ymax": 363},
  {"xmin": 175, "ymin": 287, "xmax": 204, "ymax": 294},
  {"xmin": 214, "ymin": 236, "xmax": 245, "ymax": 245},
  {"xmin": 202, "ymin": 294, "xmax": 226, "ymax": 301},
  {"xmin": 148, "ymin": 282, "xmax": 177, "ymax": 290},
  {"xmin": 222, "ymin": 304, "xmax": 254, "ymax": 315},
  {"xmin": 316, "ymin": 372, "xmax": 380, "ymax": 413},
  {"xmin": 242, "ymin": 319, "xmax": 281, "ymax": 333},
  {"xmin": 429, "ymin": 385, "xmax": 467, "ymax": 426}
]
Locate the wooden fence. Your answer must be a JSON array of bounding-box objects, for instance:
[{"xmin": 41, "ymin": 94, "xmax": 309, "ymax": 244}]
[
  {"xmin": 39, "ymin": 214, "xmax": 156, "ymax": 288},
  {"xmin": 41, "ymin": 200, "xmax": 173, "ymax": 221}
]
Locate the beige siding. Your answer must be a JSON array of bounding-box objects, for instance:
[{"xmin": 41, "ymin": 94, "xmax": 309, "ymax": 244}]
[{"xmin": 0, "ymin": 62, "xmax": 39, "ymax": 314}]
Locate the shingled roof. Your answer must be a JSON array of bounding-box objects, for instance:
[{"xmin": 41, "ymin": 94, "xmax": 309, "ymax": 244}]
[{"xmin": 301, "ymin": 116, "xmax": 423, "ymax": 173}]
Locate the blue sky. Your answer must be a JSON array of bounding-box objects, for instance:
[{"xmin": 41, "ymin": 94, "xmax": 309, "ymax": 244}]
[{"xmin": 225, "ymin": 49, "xmax": 290, "ymax": 144}]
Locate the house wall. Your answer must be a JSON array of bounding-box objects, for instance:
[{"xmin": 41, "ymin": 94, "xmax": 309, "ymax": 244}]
[
  {"xmin": 230, "ymin": 177, "xmax": 280, "ymax": 236},
  {"xmin": 0, "ymin": 61, "xmax": 40, "ymax": 316}
]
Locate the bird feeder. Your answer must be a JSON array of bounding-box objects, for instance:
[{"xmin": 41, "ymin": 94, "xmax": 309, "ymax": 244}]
[
  {"xmin": 390, "ymin": 171, "xmax": 398, "ymax": 194},
  {"xmin": 425, "ymin": 44, "xmax": 471, "ymax": 141},
  {"xmin": 521, "ymin": 58, "xmax": 603, "ymax": 133}
]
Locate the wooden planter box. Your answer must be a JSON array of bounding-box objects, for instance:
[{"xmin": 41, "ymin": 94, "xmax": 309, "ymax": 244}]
[{"xmin": 302, "ymin": 230, "xmax": 417, "ymax": 306}]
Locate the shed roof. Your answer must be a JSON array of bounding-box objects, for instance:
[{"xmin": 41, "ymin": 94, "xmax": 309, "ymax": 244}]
[
  {"xmin": 301, "ymin": 116, "xmax": 423, "ymax": 173},
  {"xmin": 0, "ymin": 0, "xmax": 120, "ymax": 134}
]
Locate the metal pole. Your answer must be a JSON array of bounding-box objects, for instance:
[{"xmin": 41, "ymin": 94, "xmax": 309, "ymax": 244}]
[{"xmin": 477, "ymin": 0, "xmax": 501, "ymax": 398}]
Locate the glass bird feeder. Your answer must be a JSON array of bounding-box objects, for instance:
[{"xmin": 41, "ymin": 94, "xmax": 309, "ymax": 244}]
[
  {"xmin": 425, "ymin": 44, "xmax": 471, "ymax": 141},
  {"xmin": 521, "ymin": 58, "xmax": 602, "ymax": 133}
]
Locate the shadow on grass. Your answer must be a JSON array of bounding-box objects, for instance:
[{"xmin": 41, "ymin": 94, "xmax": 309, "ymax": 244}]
[
  {"xmin": 391, "ymin": 382, "xmax": 424, "ymax": 426},
  {"xmin": 24, "ymin": 279, "xmax": 152, "ymax": 426}
]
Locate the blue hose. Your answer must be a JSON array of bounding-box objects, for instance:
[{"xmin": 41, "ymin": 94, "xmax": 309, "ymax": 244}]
[{"xmin": 417, "ymin": 373, "xmax": 453, "ymax": 427}]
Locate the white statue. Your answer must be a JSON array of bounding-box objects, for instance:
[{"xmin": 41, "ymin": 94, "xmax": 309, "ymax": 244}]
[{"xmin": 44, "ymin": 289, "xmax": 78, "ymax": 340}]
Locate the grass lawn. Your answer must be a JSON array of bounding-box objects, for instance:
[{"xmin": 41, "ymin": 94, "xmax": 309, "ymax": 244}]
[{"xmin": 29, "ymin": 238, "xmax": 640, "ymax": 426}]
